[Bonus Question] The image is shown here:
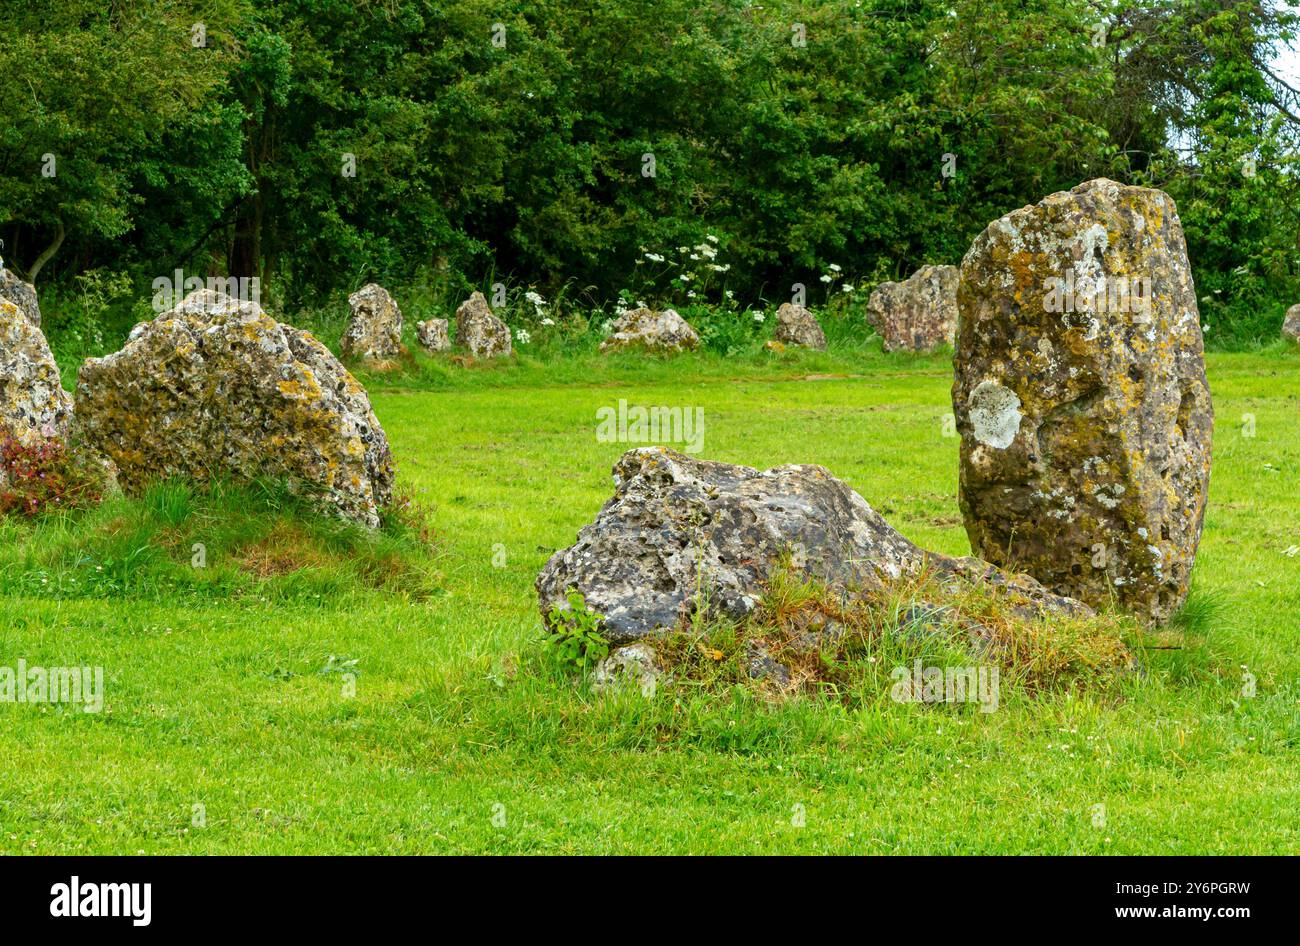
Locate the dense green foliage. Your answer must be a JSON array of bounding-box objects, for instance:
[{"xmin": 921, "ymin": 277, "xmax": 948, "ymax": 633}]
[{"xmin": 2, "ymin": 0, "xmax": 1299, "ymax": 346}]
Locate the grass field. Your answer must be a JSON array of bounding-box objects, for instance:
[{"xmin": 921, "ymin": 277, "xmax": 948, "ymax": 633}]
[{"xmin": 1, "ymin": 345, "xmax": 1296, "ymax": 854}]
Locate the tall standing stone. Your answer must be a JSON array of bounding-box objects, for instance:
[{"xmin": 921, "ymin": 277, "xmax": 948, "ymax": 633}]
[{"xmin": 953, "ymin": 178, "xmax": 1212, "ymax": 623}]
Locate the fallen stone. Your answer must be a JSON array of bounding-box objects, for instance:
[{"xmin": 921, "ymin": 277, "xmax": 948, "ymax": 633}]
[
  {"xmin": 455, "ymin": 292, "xmax": 511, "ymax": 358},
  {"xmin": 416, "ymin": 318, "xmax": 450, "ymax": 354},
  {"xmin": 953, "ymin": 178, "xmax": 1212, "ymax": 623},
  {"xmin": 76, "ymin": 290, "xmax": 394, "ymax": 528},
  {"xmin": 866, "ymin": 264, "xmax": 959, "ymax": 352},
  {"xmin": 600, "ymin": 307, "xmax": 700, "ymax": 354},
  {"xmin": 0, "ymin": 270, "xmax": 40, "ymax": 327},
  {"xmin": 773, "ymin": 303, "xmax": 826, "ymax": 350},
  {"xmin": 341, "ymin": 283, "xmax": 403, "ymax": 363},
  {"xmin": 536, "ymin": 447, "xmax": 1089, "ymax": 646}
]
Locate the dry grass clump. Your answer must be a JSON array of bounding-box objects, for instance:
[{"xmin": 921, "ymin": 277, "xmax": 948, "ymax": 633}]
[{"xmin": 654, "ymin": 558, "xmax": 1137, "ymax": 704}]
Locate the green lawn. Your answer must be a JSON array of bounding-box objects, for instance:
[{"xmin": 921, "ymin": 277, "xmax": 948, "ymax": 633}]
[{"xmin": 1, "ymin": 347, "xmax": 1296, "ymax": 854}]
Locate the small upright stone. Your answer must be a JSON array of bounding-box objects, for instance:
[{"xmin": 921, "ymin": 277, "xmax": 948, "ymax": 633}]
[
  {"xmin": 773, "ymin": 303, "xmax": 826, "ymax": 350},
  {"xmin": 0, "ymin": 269, "xmax": 41, "ymax": 327},
  {"xmin": 600, "ymin": 307, "xmax": 700, "ymax": 353},
  {"xmin": 953, "ymin": 178, "xmax": 1213, "ymax": 623},
  {"xmin": 416, "ymin": 318, "xmax": 450, "ymax": 354},
  {"xmin": 866, "ymin": 264, "xmax": 959, "ymax": 352},
  {"xmin": 341, "ymin": 283, "xmax": 403, "ymax": 363},
  {"xmin": 1283, "ymin": 303, "xmax": 1300, "ymax": 343},
  {"xmin": 455, "ymin": 292, "xmax": 512, "ymax": 358}
]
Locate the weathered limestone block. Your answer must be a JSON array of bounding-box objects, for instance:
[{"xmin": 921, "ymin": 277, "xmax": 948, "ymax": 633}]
[
  {"xmin": 416, "ymin": 318, "xmax": 450, "ymax": 353},
  {"xmin": 0, "ymin": 296, "xmax": 72, "ymax": 445},
  {"xmin": 600, "ymin": 307, "xmax": 700, "ymax": 353},
  {"xmin": 455, "ymin": 292, "xmax": 512, "ymax": 358},
  {"xmin": 341, "ymin": 283, "xmax": 403, "ymax": 362},
  {"xmin": 537, "ymin": 447, "xmax": 1088, "ymax": 646},
  {"xmin": 0, "ymin": 270, "xmax": 41, "ymax": 327},
  {"xmin": 953, "ymin": 178, "xmax": 1212, "ymax": 623},
  {"xmin": 773, "ymin": 303, "xmax": 827, "ymax": 350},
  {"xmin": 1283, "ymin": 303, "xmax": 1300, "ymax": 343},
  {"xmin": 76, "ymin": 290, "xmax": 394, "ymax": 527},
  {"xmin": 866, "ymin": 264, "xmax": 959, "ymax": 352}
]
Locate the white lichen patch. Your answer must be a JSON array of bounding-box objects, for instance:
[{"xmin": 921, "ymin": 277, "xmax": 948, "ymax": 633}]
[{"xmin": 968, "ymin": 380, "xmax": 1023, "ymax": 450}]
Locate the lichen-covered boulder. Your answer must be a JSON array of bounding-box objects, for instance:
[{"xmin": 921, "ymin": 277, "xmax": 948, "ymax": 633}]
[
  {"xmin": 0, "ymin": 270, "xmax": 40, "ymax": 327},
  {"xmin": 866, "ymin": 264, "xmax": 959, "ymax": 352},
  {"xmin": 600, "ymin": 307, "xmax": 700, "ymax": 354},
  {"xmin": 953, "ymin": 178, "xmax": 1212, "ymax": 623},
  {"xmin": 341, "ymin": 283, "xmax": 403, "ymax": 363},
  {"xmin": 773, "ymin": 303, "xmax": 826, "ymax": 350},
  {"xmin": 1283, "ymin": 304, "xmax": 1300, "ymax": 344},
  {"xmin": 455, "ymin": 292, "xmax": 511, "ymax": 358},
  {"xmin": 76, "ymin": 290, "xmax": 394, "ymax": 528},
  {"xmin": 536, "ymin": 447, "xmax": 1088, "ymax": 646},
  {"xmin": 1, "ymin": 296, "xmax": 72, "ymax": 445},
  {"xmin": 416, "ymin": 318, "xmax": 450, "ymax": 354}
]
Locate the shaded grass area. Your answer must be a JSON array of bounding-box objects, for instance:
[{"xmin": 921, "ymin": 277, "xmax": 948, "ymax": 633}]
[
  {"xmin": 0, "ymin": 479, "xmax": 441, "ymax": 605},
  {"xmin": 0, "ymin": 351, "xmax": 1296, "ymax": 854}
]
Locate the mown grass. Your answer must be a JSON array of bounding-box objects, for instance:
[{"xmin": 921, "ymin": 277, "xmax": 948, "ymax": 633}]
[{"xmin": 0, "ymin": 344, "xmax": 1296, "ymax": 854}]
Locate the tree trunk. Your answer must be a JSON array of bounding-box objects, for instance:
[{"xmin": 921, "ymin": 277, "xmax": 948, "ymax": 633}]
[
  {"xmin": 26, "ymin": 218, "xmax": 65, "ymax": 283},
  {"xmin": 229, "ymin": 194, "xmax": 263, "ymax": 279}
]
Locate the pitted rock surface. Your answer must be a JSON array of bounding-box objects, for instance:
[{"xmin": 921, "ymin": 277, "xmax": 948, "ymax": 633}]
[
  {"xmin": 455, "ymin": 292, "xmax": 511, "ymax": 358},
  {"xmin": 866, "ymin": 264, "xmax": 959, "ymax": 352},
  {"xmin": 600, "ymin": 307, "xmax": 700, "ymax": 353},
  {"xmin": 953, "ymin": 178, "xmax": 1212, "ymax": 623},
  {"xmin": 416, "ymin": 318, "xmax": 450, "ymax": 353},
  {"xmin": 76, "ymin": 290, "xmax": 394, "ymax": 527},
  {"xmin": 773, "ymin": 303, "xmax": 826, "ymax": 350},
  {"xmin": 341, "ymin": 283, "xmax": 403, "ymax": 362},
  {"xmin": 0, "ymin": 296, "xmax": 72, "ymax": 446},
  {"xmin": 1284, "ymin": 304, "xmax": 1300, "ymax": 344},
  {"xmin": 536, "ymin": 447, "xmax": 1089, "ymax": 645},
  {"xmin": 0, "ymin": 270, "xmax": 40, "ymax": 327}
]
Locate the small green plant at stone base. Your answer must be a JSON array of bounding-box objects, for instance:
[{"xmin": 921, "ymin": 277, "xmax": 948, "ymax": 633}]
[{"xmin": 545, "ymin": 588, "xmax": 610, "ymax": 671}]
